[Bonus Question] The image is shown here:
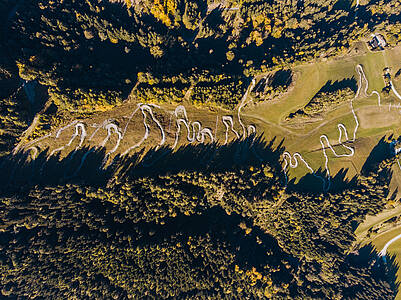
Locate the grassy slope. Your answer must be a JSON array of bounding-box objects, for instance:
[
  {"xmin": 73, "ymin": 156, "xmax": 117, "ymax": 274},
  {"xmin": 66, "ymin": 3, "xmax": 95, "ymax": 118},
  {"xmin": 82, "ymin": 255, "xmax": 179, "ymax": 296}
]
[
  {"xmin": 25, "ymin": 43, "xmax": 401, "ymax": 187},
  {"xmin": 25, "ymin": 42, "xmax": 401, "ymax": 188},
  {"xmin": 245, "ymin": 44, "xmax": 401, "ymax": 183},
  {"xmin": 18, "ymin": 37, "xmax": 401, "ymax": 295}
]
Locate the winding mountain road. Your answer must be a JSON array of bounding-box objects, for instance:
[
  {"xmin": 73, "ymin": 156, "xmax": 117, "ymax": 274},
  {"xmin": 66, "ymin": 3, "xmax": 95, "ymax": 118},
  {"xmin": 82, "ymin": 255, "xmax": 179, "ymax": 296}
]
[
  {"xmin": 50, "ymin": 122, "xmax": 86, "ymax": 156},
  {"xmin": 390, "ymin": 81, "xmax": 401, "ymax": 101},
  {"xmin": 20, "ymin": 62, "xmax": 394, "ymax": 187},
  {"xmin": 379, "ymin": 232, "xmax": 401, "ymax": 257},
  {"xmin": 222, "ymin": 116, "xmax": 240, "ymax": 144},
  {"xmin": 283, "ymin": 64, "xmax": 380, "ymax": 191},
  {"xmin": 101, "ymin": 123, "xmax": 122, "ymax": 155},
  {"xmin": 173, "ymin": 106, "xmax": 215, "ymax": 148}
]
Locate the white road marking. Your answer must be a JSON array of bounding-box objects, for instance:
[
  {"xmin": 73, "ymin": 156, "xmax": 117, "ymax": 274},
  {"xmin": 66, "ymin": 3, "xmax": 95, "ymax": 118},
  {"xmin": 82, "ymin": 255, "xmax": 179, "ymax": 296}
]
[
  {"xmin": 173, "ymin": 106, "xmax": 214, "ymax": 148},
  {"xmin": 390, "ymin": 80, "xmax": 401, "ymax": 101},
  {"xmin": 222, "ymin": 115, "xmax": 240, "ymax": 145},
  {"xmin": 50, "ymin": 122, "xmax": 87, "ymax": 156},
  {"xmin": 379, "ymin": 232, "xmax": 401, "ymax": 257},
  {"xmin": 282, "ymin": 64, "xmax": 380, "ymax": 191},
  {"xmin": 237, "ymin": 78, "xmax": 256, "ymax": 138},
  {"xmin": 101, "ymin": 123, "xmax": 122, "ymax": 155}
]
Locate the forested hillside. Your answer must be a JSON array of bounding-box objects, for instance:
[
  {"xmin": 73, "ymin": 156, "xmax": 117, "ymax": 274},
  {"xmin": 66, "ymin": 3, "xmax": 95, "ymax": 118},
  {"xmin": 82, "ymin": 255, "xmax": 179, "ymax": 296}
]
[
  {"xmin": 1, "ymin": 0, "xmax": 401, "ymax": 298},
  {"xmin": 0, "ymin": 138, "xmax": 399, "ymax": 298},
  {"xmin": 1, "ymin": 0, "xmax": 401, "ymax": 113}
]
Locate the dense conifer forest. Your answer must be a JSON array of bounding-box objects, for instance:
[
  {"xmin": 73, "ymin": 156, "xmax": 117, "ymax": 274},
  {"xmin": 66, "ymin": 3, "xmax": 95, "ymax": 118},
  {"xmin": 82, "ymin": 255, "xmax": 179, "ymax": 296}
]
[
  {"xmin": 0, "ymin": 137, "xmax": 399, "ymax": 298},
  {"xmin": 1, "ymin": 0, "xmax": 401, "ymax": 114},
  {"xmin": 1, "ymin": 0, "xmax": 401, "ymax": 298}
]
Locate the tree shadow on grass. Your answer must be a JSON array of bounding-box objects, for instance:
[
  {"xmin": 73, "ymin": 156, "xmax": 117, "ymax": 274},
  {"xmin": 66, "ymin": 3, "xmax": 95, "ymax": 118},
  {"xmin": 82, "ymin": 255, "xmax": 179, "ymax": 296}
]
[
  {"xmin": 1, "ymin": 134, "xmax": 396, "ymax": 196},
  {"xmin": 0, "ymin": 133, "xmax": 400, "ymax": 298},
  {"xmin": 362, "ymin": 136, "xmax": 394, "ymax": 176},
  {"xmin": 0, "ymin": 135, "xmax": 285, "ymax": 190},
  {"xmin": 287, "ymin": 167, "xmax": 359, "ymax": 194},
  {"xmin": 286, "ymin": 135, "xmax": 397, "ymax": 195},
  {"xmin": 112, "ymin": 135, "xmax": 286, "ymax": 181}
]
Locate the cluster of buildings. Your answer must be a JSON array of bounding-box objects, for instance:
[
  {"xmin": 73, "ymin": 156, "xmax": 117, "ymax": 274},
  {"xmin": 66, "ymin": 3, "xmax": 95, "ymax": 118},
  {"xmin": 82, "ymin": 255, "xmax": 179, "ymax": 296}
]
[{"xmin": 368, "ymin": 33, "xmax": 387, "ymax": 51}]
